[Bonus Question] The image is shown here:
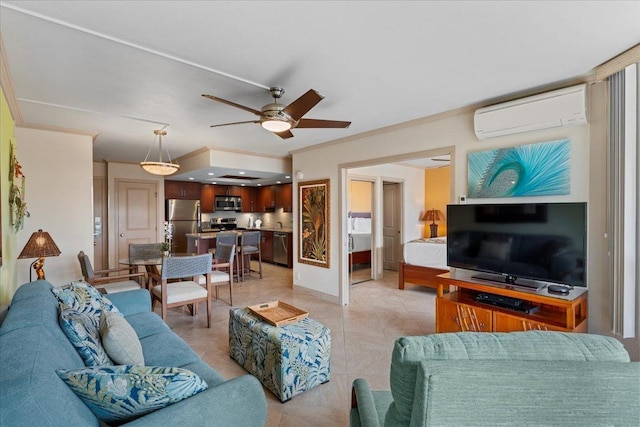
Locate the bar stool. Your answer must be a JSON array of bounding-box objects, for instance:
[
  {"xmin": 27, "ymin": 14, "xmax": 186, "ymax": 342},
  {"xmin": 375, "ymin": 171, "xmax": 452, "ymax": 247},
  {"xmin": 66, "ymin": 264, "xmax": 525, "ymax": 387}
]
[{"xmin": 240, "ymin": 230, "xmax": 262, "ymax": 280}]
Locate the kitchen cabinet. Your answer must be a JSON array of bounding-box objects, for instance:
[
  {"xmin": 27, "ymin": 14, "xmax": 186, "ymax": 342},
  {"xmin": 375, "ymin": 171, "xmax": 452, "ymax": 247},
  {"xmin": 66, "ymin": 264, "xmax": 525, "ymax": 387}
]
[
  {"xmin": 241, "ymin": 187, "xmax": 257, "ymax": 212},
  {"xmin": 257, "ymin": 186, "xmax": 276, "ymax": 212},
  {"xmin": 165, "ymin": 181, "xmax": 202, "ymax": 199},
  {"xmin": 200, "ymin": 184, "xmax": 215, "ymax": 212},
  {"xmin": 259, "ymin": 230, "xmax": 274, "ymax": 263},
  {"xmin": 214, "ymin": 185, "xmax": 242, "ymax": 196},
  {"xmin": 435, "ymin": 273, "xmax": 588, "ymax": 333},
  {"xmin": 280, "ymin": 183, "xmax": 293, "ymax": 212}
]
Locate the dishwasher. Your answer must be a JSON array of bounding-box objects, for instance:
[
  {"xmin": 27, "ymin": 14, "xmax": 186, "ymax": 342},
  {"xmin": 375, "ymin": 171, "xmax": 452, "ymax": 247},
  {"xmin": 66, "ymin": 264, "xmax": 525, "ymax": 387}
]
[{"xmin": 273, "ymin": 232, "xmax": 288, "ymax": 266}]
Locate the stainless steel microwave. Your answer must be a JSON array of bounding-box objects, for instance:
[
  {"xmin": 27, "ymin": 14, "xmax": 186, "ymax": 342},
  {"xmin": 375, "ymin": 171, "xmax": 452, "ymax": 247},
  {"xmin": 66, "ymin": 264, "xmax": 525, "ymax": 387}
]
[{"xmin": 215, "ymin": 196, "xmax": 242, "ymax": 212}]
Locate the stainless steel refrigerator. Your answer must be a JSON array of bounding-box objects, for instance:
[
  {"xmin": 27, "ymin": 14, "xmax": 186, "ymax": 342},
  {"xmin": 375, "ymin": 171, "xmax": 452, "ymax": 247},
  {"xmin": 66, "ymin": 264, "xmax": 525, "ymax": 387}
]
[{"xmin": 166, "ymin": 199, "xmax": 201, "ymax": 254}]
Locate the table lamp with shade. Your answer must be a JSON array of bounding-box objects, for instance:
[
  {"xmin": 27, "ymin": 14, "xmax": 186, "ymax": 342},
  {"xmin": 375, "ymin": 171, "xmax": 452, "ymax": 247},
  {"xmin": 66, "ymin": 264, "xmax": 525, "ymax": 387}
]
[
  {"xmin": 421, "ymin": 209, "xmax": 445, "ymax": 238},
  {"xmin": 18, "ymin": 229, "xmax": 61, "ymax": 281}
]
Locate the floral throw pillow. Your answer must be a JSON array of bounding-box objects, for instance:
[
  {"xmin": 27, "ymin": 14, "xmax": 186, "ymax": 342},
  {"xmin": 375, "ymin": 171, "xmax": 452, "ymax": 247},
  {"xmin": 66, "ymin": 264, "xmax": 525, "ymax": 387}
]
[
  {"xmin": 53, "ymin": 281, "xmax": 120, "ymax": 327},
  {"xmin": 59, "ymin": 307, "xmax": 113, "ymax": 366},
  {"xmin": 56, "ymin": 365, "xmax": 208, "ymax": 424}
]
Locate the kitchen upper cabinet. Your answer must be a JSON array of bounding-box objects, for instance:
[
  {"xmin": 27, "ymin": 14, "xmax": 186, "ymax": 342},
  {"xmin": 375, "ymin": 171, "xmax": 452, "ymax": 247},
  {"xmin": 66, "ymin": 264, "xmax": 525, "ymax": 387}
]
[
  {"xmin": 200, "ymin": 183, "xmax": 290, "ymax": 213},
  {"xmin": 280, "ymin": 183, "xmax": 293, "ymax": 212},
  {"xmin": 200, "ymin": 184, "xmax": 215, "ymax": 212},
  {"xmin": 241, "ymin": 187, "xmax": 257, "ymax": 212},
  {"xmin": 165, "ymin": 181, "xmax": 202, "ymax": 199},
  {"xmin": 257, "ymin": 186, "xmax": 276, "ymax": 212},
  {"xmin": 214, "ymin": 185, "xmax": 242, "ymax": 196}
]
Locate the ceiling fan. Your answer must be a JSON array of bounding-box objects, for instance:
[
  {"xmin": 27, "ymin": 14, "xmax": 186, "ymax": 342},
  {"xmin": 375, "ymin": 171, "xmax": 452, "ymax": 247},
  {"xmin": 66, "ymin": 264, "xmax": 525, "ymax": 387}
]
[{"xmin": 202, "ymin": 87, "xmax": 351, "ymax": 139}]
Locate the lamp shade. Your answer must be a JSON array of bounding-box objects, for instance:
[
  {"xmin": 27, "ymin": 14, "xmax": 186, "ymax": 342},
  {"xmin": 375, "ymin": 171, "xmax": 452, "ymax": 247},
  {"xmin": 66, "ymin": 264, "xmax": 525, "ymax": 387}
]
[
  {"xmin": 18, "ymin": 229, "xmax": 61, "ymax": 281},
  {"xmin": 141, "ymin": 130, "xmax": 180, "ymax": 176},
  {"xmin": 18, "ymin": 229, "xmax": 61, "ymax": 259},
  {"xmin": 421, "ymin": 209, "xmax": 445, "ymax": 222},
  {"xmin": 140, "ymin": 161, "xmax": 180, "ymax": 176}
]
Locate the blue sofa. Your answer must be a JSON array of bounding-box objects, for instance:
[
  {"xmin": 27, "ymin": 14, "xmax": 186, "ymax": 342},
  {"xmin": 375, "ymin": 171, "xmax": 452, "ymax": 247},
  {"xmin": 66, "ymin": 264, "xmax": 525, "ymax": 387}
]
[
  {"xmin": 0, "ymin": 280, "xmax": 268, "ymax": 426},
  {"xmin": 351, "ymin": 332, "xmax": 639, "ymax": 426}
]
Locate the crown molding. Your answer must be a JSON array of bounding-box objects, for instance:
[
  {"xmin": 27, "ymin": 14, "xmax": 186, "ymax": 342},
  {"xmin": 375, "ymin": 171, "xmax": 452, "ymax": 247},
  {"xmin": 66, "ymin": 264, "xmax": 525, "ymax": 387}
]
[
  {"xmin": 595, "ymin": 43, "xmax": 640, "ymax": 82},
  {"xmin": 18, "ymin": 122, "xmax": 98, "ymax": 141},
  {"xmin": 0, "ymin": 34, "xmax": 23, "ymax": 123}
]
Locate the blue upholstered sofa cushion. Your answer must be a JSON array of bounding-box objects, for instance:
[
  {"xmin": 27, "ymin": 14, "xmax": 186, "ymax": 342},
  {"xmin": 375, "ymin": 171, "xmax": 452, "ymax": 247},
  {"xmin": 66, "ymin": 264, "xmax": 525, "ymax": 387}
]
[{"xmin": 385, "ymin": 331, "xmax": 631, "ymax": 426}]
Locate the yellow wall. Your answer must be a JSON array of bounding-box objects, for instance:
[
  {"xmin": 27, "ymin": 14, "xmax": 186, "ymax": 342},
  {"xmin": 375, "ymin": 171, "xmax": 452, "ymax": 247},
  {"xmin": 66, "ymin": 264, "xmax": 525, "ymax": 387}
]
[
  {"xmin": 349, "ymin": 180, "xmax": 372, "ymax": 212},
  {"xmin": 424, "ymin": 166, "xmax": 450, "ymax": 237},
  {"xmin": 0, "ymin": 88, "xmax": 18, "ymax": 307}
]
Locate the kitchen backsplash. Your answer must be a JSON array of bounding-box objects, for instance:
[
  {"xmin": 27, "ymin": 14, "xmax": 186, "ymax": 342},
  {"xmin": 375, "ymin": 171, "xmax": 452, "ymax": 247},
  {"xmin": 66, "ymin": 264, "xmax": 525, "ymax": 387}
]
[{"xmin": 201, "ymin": 211, "xmax": 293, "ymax": 229}]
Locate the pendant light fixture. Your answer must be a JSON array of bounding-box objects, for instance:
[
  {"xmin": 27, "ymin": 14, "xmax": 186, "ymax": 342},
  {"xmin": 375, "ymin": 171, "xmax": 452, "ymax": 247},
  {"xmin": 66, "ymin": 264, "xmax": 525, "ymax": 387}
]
[{"xmin": 140, "ymin": 129, "xmax": 180, "ymax": 176}]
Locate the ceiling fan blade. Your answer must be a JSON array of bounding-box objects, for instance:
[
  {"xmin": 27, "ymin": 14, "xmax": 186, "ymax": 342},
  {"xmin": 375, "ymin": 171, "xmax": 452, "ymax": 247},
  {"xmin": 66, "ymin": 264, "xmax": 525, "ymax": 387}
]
[
  {"xmin": 210, "ymin": 120, "xmax": 260, "ymax": 128},
  {"xmin": 274, "ymin": 129, "xmax": 294, "ymax": 139},
  {"xmin": 202, "ymin": 94, "xmax": 263, "ymax": 116},
  {"xmin": 282, "ymin": 89, "xmax": 324, "ymax": 121},
  {"xmin": 296, "ymin": 118, "xmax": 351, "ymax": 129}
]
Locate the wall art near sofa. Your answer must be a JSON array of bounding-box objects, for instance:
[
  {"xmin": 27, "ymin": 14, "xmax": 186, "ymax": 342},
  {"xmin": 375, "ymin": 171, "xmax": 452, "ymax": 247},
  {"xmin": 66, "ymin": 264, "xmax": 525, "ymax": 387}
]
[
  {"xmin": 298, "ymin": 179, "xmax": 330, "ymax": 268},
  {"xmin": 8, "ymin": 140, "xmax": 30, "ymax": 231},
  {"xmin": 467, "ymin": 138, "xmax": 570, "ymax": 198}
]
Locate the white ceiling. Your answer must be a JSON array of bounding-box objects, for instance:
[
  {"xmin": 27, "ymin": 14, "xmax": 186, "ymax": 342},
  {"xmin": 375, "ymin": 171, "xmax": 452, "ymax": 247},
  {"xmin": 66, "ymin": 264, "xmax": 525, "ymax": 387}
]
[{"xmin": 1, "ymin": 1, "xmax": 639, "ymax": 184}]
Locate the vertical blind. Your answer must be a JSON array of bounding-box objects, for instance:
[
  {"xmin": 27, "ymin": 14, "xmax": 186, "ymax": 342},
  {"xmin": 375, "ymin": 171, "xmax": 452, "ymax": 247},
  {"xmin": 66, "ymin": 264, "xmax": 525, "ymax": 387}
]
[{"xmin": 609, "ymin": 63, "xmax": 639, "ymax": 338}]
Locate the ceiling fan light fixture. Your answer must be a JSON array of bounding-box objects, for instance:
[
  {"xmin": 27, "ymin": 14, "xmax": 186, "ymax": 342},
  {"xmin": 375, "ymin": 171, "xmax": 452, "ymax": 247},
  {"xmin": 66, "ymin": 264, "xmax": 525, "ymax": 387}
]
[
  {"xmin": 141, "ymin": 130, "xmax": 180, "ymax": 176},
  {"xmin": 261, "ymin": 119, "xmax": 292, "ymax": 132}
]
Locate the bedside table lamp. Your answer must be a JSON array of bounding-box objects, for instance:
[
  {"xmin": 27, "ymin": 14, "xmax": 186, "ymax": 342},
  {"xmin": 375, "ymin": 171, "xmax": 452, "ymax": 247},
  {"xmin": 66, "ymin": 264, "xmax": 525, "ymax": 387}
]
[
  {"xmin": 18, "ymin": 229, "xmax": 61, "ymax": 281},
  {"xmin": 421, "ymin": 209, "xmax": 445, "ymax": 238}
]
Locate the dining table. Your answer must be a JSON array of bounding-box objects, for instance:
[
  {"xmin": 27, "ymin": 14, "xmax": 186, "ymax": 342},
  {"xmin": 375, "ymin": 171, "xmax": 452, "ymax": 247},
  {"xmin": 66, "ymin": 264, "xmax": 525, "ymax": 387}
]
[{"xmin": 118, "ymin": 253, "xmax": 196, "ymax": 287}]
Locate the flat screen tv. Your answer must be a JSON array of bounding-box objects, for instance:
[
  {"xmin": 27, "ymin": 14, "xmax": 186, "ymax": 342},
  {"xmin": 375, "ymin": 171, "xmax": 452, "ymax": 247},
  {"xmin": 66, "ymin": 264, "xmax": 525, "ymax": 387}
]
[{"xmin": 447, "ymin": 202, "xmax": 586, "ymax": 288}]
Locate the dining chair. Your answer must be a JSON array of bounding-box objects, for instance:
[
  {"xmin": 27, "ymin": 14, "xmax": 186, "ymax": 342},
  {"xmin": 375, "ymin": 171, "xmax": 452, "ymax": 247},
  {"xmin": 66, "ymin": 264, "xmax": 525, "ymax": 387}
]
[
  {"xmin": 129, "ymin": 243, "xmax": 164, "ymax": 260},
  {"xmin": 148, "ymin": 253, "xmax": 213, "ymax": 327},
  {"xmin": 77, "ymin": 251, "xmax": 145, "ymax": 294},
  {"xmin": 212, "ymin": 231, "xmax": 241, "ymax": 281},
  {"xmin": 239, "ymin": 231, "xmax": 262, "ymax": 280},
  {"xmin": 200, "ymin": 242, "xmax": 235, "ymax": 306},
  {"xmin": 129, "ymin": 242, "xmax": 164, "ymax": 288}
]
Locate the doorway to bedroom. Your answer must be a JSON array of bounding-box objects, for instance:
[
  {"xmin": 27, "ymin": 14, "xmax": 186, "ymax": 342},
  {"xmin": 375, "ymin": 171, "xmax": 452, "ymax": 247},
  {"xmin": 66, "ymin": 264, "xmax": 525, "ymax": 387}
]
[
  {"xmin": 339, "ymin": 147, "xmax": 454, "ymax": 305},
  {"xmin": 349, "ymin": 179, "xmax": 374, "ymax": 285}
]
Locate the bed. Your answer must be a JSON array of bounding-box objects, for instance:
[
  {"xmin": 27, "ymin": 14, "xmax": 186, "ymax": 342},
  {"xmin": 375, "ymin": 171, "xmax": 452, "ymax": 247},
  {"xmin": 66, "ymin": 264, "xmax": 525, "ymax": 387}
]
[
  {"xmin": 348, "ymin": 213, "xmax": 372, "ymax": 268},
  {"xmin": 399, "ymin": 237, "xmax": 449, "ymax": 290}
]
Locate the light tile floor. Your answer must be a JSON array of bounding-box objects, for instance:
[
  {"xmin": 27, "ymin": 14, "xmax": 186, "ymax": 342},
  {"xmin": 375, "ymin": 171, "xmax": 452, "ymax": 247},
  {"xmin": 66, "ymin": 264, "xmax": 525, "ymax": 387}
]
[{"xmin": 157, "ymin": 262, "xmax": 437, "ymax": 426}]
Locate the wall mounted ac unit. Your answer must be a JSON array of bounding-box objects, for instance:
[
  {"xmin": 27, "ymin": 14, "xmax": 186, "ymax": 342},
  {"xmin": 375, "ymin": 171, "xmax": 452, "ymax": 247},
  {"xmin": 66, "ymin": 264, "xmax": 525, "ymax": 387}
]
[{"xmin": 474, "ymin": 84, "xmax": 588, "ymax": 140}]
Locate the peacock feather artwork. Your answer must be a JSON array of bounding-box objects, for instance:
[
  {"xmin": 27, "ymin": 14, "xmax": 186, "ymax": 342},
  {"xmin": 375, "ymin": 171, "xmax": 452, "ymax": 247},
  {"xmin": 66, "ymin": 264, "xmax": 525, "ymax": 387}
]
[{"xmin": 467, "ymin": 138, "xmax": 570, "ymax": 198}]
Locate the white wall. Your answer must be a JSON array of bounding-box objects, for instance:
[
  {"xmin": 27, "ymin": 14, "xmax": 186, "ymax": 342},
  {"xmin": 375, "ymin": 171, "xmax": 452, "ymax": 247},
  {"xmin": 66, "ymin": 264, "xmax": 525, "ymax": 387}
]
[
  {"xmin": 14, "ymin": 127, "xmax": 93, "ymax": 288},
  {"xmin": 292, "ymin": 107, "xmax": 591, "ymax": 303}
]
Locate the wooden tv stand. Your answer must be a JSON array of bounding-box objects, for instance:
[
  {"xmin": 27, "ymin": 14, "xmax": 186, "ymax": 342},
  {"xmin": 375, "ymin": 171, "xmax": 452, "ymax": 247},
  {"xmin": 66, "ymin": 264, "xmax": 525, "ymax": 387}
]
[{"xmin": 435, "ymin": 272, "xmax": 588, "ymax": 333}]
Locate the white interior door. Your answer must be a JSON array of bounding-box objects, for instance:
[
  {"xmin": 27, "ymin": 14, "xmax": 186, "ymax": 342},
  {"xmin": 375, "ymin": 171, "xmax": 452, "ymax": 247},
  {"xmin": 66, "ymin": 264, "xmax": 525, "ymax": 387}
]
[{"xmin": 116, "ymin": 180, "xmax": 158, "ymax": 264}]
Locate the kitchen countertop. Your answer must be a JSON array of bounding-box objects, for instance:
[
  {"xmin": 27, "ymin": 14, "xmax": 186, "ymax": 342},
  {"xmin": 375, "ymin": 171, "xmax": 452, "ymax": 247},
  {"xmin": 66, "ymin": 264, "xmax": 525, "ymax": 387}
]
[
  {"xmin": 187, "ymin": 228, "xmax": 292, "ymax": 239},
  {"xmin": 245, "ymin": 227, "xmax": 293, "ymax": 233}
]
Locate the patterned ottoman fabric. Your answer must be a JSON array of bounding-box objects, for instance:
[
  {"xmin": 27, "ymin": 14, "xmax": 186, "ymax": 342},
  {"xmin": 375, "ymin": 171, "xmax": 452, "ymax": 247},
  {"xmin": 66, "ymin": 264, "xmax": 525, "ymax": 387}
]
[{"xmin": 229, "ymin": 307, "xmax": 331, "ymax": 402}]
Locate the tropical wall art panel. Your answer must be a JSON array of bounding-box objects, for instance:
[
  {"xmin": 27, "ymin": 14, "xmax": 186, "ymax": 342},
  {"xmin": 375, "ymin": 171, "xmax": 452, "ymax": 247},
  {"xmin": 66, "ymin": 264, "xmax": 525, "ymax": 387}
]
[
  {"xmin": 467, "ymin": 138, "xmax": 570, "ymax": 198},
  {"xmin": 299, "ymin": 179, "xmax": 330, "ymax": 268}
]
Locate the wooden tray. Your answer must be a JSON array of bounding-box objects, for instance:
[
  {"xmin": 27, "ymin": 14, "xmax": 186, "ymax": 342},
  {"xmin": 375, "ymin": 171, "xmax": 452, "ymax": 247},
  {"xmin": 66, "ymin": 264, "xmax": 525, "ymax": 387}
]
[{"xmin": 248, "ymin": 301, "xmax": 308, "ymax": 326}]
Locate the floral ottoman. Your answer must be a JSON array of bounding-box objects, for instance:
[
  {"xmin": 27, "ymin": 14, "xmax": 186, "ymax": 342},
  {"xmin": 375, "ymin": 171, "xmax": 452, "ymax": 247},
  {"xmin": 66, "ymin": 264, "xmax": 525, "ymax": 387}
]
[{"xmin": 228, "ymin": 307, "xmax": 331, "ymax": 402}]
